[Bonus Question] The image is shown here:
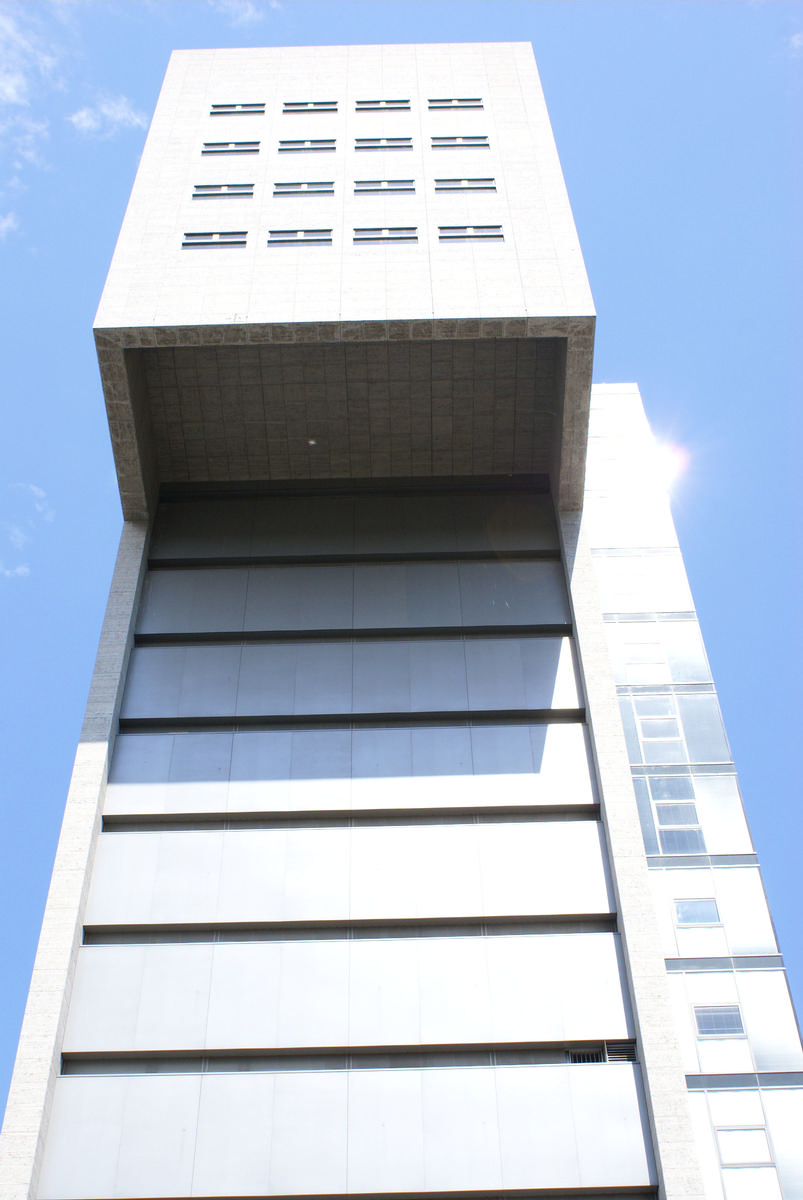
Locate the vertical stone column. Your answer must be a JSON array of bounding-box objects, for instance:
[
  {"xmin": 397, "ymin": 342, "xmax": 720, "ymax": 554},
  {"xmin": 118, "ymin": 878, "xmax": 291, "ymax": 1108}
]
[
  {"xmin": 0, "ymin": 521, "xmax": 148, "ymax": 1200},
  {"xmin": 561, "ymin": 510, "xmax": 707, "ymax": 1200}
]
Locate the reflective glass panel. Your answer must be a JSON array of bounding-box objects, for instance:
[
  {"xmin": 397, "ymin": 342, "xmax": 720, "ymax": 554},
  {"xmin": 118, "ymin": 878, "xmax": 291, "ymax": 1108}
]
[
  {"xmin": 675, "ymin": 899, "xmax": 720, "ymax": 926},
  {"xmin": 655, "ymin": 803, "xmax": 699, "ymax": 827},
  {"xmin": 695, "ymin": 1006, "xmax": 744, "ymax": 1037}
]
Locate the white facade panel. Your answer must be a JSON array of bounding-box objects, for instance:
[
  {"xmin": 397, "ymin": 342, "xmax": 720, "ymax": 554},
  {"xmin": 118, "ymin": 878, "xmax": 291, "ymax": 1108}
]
[
  {"xmin": 85, "ymin": 822, "xmax": 613, "ymax": 926},
  {"xmin": 64, "ymin": 932, "xmax": 630, "ymax": 1053},
  {"xmin": 39, "ymin": 1065, "xmax": 653, "ymax": 1198},
  {"xmin": 762, "ymin": 1089, "xmax": 803, "ymax": 1200},
  {"xmin": 106, "ymin": 722, "xmax": 597, "ymax": 815}
]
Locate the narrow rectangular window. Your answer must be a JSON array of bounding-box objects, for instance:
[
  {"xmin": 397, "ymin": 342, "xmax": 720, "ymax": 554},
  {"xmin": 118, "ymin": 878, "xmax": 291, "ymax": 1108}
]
[
  {"xmin": 283, "ymin": 100, "xmax": 337, "ymax": 114},
  {"xmin": 435, "ymin": 177, "xmax": 496, "ymax": 192},
  {"xmin": 675, "ymin": 899, "xmax": 720, "ymax": 926},
  {"xmin": 278, "ymin": 139, "xmax": 336, "ymax": 153},
  {"xmin": 273, "ymin": 181, "xmax": 334, "ymax": 196},
  {"xmin": 354, "ymin": 179, "xmax": 414, "ymax": 193},
  {"xmin": 428, "ymin": 97, "xmax": 483, "ymax": 109},
  {"xmin": 268, "ymin": 228, "xmax": 332, "ymax": 245},
  {"xmin": 192, "ymin": 184, "xmax": 254, "ymax": 199},
  {"xmin": 431, "ymin": 135, "xmax": 489, "ymax": 149},
  {"xmin": 655, "ymin": 801, "xmax": 706, "ymax": 854},
  {"xmin": 716, "ymin": 1128, "xmax": 772, "ymax": 1166},
  {"xmin": 355, "ymin": 137, "xmax": 413, "ymax": 151},
  {"xmin": 353, "ymin": 227, "xmax": 417, "ymax": 243},
  {"xmin": 356, "ymin": 99, "xmax": 410, "ymax": 111},
  {"xmin": 182, "ymin": 230, "xmax": 247, "ymax": 248},
  {"xmin": 438, "ymin": 225, "xmax": 503, "ymax": 241},
  {"xmin": 202, "ymin": 142, "xmax": 260, "ymax": 155},
  {"xmin": 210, "ymin": 103, "xmax": 265, "ymax": 116},
  {"xmin": 694, "ymin": 1006, "xmax": 745, "ymax": 1038}
]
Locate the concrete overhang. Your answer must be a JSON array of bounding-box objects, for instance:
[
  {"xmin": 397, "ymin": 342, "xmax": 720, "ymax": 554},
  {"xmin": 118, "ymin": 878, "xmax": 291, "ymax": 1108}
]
[{"xmin": 94, "ymin": 314, "xmax": 594, "ymax": 521}]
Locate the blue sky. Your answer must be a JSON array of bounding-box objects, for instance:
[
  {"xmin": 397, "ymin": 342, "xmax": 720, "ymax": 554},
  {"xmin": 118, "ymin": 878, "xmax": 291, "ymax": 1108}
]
[{"xmin": 0, "ymin": 0, "xmax": 801, "ymax": 1118}]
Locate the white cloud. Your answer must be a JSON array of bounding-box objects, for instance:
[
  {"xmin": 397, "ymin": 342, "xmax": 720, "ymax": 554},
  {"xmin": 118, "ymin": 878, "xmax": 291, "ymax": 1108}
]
[
  {"xmin": 5, "ymin": 523, "xmax": 30, "ymax": 550},
  {"xmin": 0, "ymin": 9, "xmax": 58, "ymax": 106},
  {"xmin": 0, "ymin": 561, "xmax": 30, "ymax": 579},
  {"xmin": 0, "ymin": 8, "xmax": 61, "ymax": 178},
  {"xmin": 790, "ymin": 32, "xmax": 803, "ymax": 55},
  {"xmin": 0, "ymin": 211, "xmax": 18, "ymax": 238},
  {"xmin": 14, "ymin": 482, "xmax": 55, "ymax": 522},
  {"xmin": 1, "ymin": 484, "xmax": 55, "ymax": 579},
  {"xmin": 209, "ymin": 0, "xmax": 281, "ymax": 27},
  {"xmin": 68, "ymin": 94, "xmax": 148, "ymax": 138}
]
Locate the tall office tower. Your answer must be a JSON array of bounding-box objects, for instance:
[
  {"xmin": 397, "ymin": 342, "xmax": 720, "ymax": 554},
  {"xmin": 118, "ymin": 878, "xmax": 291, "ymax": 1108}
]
[{"xmin": 0, "ymin": 41, "xmax": 800, "ymax": 1200}]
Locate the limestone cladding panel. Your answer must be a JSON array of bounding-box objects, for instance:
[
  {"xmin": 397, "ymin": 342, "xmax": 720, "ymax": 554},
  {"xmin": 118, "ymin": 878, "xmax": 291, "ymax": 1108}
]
[
  {"xmin": 94, "ymin": 43, "xmax": 593, "ymax": 332},
  {"xmin": 0, "ymin": 523, "xmax": 149, "ymax": 1200},
  {"xmin": 138, "ymin": 337, "xmax": 560, "ymax": 483}
]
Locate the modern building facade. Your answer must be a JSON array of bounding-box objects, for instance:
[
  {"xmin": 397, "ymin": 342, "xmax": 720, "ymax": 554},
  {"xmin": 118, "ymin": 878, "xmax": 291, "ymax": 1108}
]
[{"xmin": 0, "ymin": 41, "xmax": 800, "ymax": 1200}]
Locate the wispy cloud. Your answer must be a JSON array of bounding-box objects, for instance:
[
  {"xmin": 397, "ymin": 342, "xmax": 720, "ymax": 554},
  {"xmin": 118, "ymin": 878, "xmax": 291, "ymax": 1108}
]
[
  {"xmin": 0, "ymin": 7, "xmax": 62, "ymax": 184},
  {"xmin": 0, "ymin": 211, "xmax": 18, "ymax": 239},
  {"xmin": 0, "ymin": 561, "xmax": 30, "ymax": 579},
  {"xmin": 0, "ymin": 8, "xmax": 59, "ymax": 107},
  {"xmin": 5, "ymin": 523, "xmax": 30, "ymax": 550},
  {"xmin": 67, "ymin": 94, "xmax": 148, "ymax": 138},
  {"xmin": 17, "ymin": 482, "xmax": 55, "ymax": 523},
  {"xmin": 1, "ymin": 483, "xmax": 55, "ymax": 578},
  {"xmin": 209, "ymin": 0, "xmax": 282, "ymax": 27},
  {"xmin": 790, "ymin": 32, "xmax": 803, "ymax": 56}
]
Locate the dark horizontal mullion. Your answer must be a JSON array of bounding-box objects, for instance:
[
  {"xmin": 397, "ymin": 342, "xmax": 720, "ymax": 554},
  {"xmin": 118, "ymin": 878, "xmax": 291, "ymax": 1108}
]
[
  {"xmin": 147, "ymin": 549, "xmax": 562, "ymax": 569},
  {"xmin": 134, "ymin": 624, "xmax": 573, "ymax": 647},
  {"xmin": 102, "ymin": 804, "xmax": 601, "ymax": 832},
  {"xmin": 62, "ymin": 1039, "xmax": 636, "ymax": 1075},
  {"xmin": 157, "ymin": 475, "xmax": 551, "ymax": 503},
  {"xmin": 83, "ymin": 913, "xmax": 618, "ymax": 945},
  {"xmin": 118, "ymin": 708, "xmax": 586, "ymax": 734}
]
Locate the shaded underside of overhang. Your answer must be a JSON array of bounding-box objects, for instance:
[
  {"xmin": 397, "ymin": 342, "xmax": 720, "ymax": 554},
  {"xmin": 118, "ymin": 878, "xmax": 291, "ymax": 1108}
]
[{"xmin": 94, "ymin": 318, "xmax": 594, "ymax": 520}]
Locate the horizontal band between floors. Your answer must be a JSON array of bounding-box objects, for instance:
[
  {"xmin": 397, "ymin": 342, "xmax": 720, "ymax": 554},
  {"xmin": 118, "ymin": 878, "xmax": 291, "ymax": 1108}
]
[
  {"xmin": 26, "ymin": 1194, "xmax": 658, "ymax": 1200},
  {"xmin": 83, "ymin": 914, "xmax": 618, "ymax": 944},
  {"xmin": 647, "ymin": 852, "xmax": 758, "ymax": 869},
  {"xmin": 149, "ymin": 549, "xmax": 563, "ymax": 569},
  {"xmin": 158, "ymin": 476, "xmax": 553, "ymax": 502},
  {"xmin": 687, "ymin": 1071, "xmax": 803, "ymax": 1090},
  {"xmin": 118, "ymin": 708, "xmax": 586, "ymax": 733},
  {"xmin": 19, "ymin": 1188, "xmax": 656, "ymax": 1199},
  {"xmin": 61, "ymin": 1040, "xmax": 638, "ymax": 1075},
  {"xmin": 134, "ymin": 624, "xmax": 573, "ymax": 646},
  {"xmin": 101, "ymin": 804, "xmax": 601, "ymax": 832},
  {"xmin": 666, "ymin": 955, "xmax": 785, "ymax": 972}
]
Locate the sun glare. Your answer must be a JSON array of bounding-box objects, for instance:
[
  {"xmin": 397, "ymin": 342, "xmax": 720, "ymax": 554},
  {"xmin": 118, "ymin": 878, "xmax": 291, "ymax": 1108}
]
[{"xmin": 653, "ymin": 441, "xmax": 690, "ymax": 490}]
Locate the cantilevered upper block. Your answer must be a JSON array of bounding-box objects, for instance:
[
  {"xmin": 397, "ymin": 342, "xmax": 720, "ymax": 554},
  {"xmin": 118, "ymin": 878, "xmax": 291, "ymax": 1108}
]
[{"xmin": 94, "ymin": 43, "xmax": 595, "ymax": 517}]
